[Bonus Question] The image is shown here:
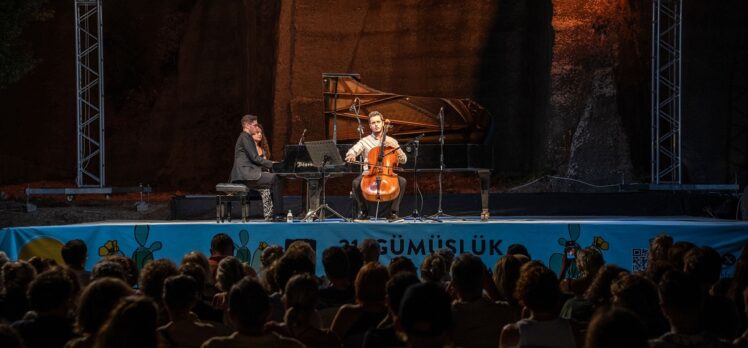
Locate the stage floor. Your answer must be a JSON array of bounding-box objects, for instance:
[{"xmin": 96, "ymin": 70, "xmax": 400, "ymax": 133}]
[{"xmin": 2, "ymin": 216, "xmax": 747, "ymax": 277}]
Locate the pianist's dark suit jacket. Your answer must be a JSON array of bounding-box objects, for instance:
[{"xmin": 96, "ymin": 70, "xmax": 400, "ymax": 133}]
[{"xmin": 229, "ymin": 132, "xmax": 273, "ymax": 182}]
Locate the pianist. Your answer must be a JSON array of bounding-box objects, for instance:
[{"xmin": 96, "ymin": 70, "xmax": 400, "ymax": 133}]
[
  {"xmin": 344, "ymin": 111, "xmax": 407, "ymax": 221},
  {"xmin": 229, "ymin": 114, "xmax": 284, "ymax": 221}
]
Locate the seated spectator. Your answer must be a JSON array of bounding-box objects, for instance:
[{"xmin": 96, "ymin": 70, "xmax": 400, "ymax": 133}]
[
  {"xmin": 212, "ymin": 257, "xmax": 246, "ymax": 309},
  {"xmin": 61, "ymin": 240, "xmax": 91, "ymax": 287},
  {"xmin": 60, "ymin": 266, "xmax": 83, "ymax": 311},
  {"xmin": 560, "ymin": 247, "xmax": 604, "ymax": 296},
  {"xmin": 396, "ymin": 282, "xmax": 453, "ymax": 348},
  {"xmin": 208, "ymin": 234, "xmax": 235, "ymax": 278},
  {"xmin": 647, "ymin": 235, "xmax": 674, "ymax": 271},
  {"xmin": 12, "ymin": 269, "xmax": 77, "ymax": 348},
  {"xmin": 560, "ymin": 247, "xmax": 604, "ymax": 329},
  {"xmin": 181, "ymin": 251, "xmax": 216, "ymax": 298},
  {"xmin": 450, "ymin": 253, "xmax": 516, "ymax": 348},
  {"xmin": 178, "ymin": 263, "xmax": 223, "ymax": 324},
  {"xmin": 733, "ymin": 288, "xmax": 748, "ymax": 347},
  {"xmin": 319, "ymin": 247, "xmax": 354, "ymax": 308},
  {"xmin": 611, "ymin": 274, "xmax": 669, "ymax": 339},
  {"xmin": 101, "ymin": 256, "xmax": 138, "ymax": 287},
  {"xmin": 65, "ymin": 278, "xmax": 133, "ymax": 348},
  {"xmin": 331, "ymin": 262, "xmax": 389, "ymax": 348},
  {"xmin": 259, "ymin": 245, "xmax": 284, "ymax": 281},
  {"xmin": 419, "ymin": 253, "xmax": 448, "ymax": 285},
  {"xmin": 319, "ymin": 247, "xmax": 354, "ymax": 327},
  {"xmin": 261, "ymin": 260, "xmax": 280, "ymax": 294},
  {"xmin": 266, "ymin": 274, "xmax": 341, "ymax": 347},
  {"xmin": 643, "ymin": 235, "xmax": 676, "ymax": 289},
  {"xmin": 139, "ymin": 259, "xmax": 178, "ymax": 325},
  {"xmin": 507, "ymin": 243, "xmax": 531, "ymax": 259},
  {"xmin": 644, "ymin": 260, "xmax": 677, "ymax": 285},
  {"xmin": 90, "ymin": 261, "xmax": 127, "ymax": 282},
  {"xmin": 201, "ymin": 277, "xmax": 304, "ymax": 348},
  {"xmin": 651, "ymin": 270, "xmax": 732, "ymax": 348},
  {"xmin": 434, "ymin": 248, "xmax": 456, "ymax": 277},
  {"xmin": 343, "ymin": 245, "xmax": 364, "ymax": 282},
  {"xmin": 158, "ymin": 275, "xmax": 231, "ymax": 348},
  {"xmin": 271, "ymin": 252, "xmax": 315, "ymax": 323},
  {"xmin": 212, "ymin": 257, "xmax": 247, "ymax": 328},
  {"xmin": 583, "ymin": 264, "xmax": 628, "ymax": 308},
  {"xmin": 359, "ymin": 239, "xmax": 381, "ymax": 264},
  {"xmin": 27, "ymin": 256, "xmax": 56, "ymax": 274},
  {"xmin": 0, "ymin": 261, "xmax": 36, "ymax": 323},
  {"xmin": 261, "ymin": 245, "xmax": 284, "ymax": 269},
  {"xmin": 584, "ymin": 307, "xmax": 648, "ymax": 348},
  {"xmin": 499, "ymin": 263, "xmax": 578, "ymax": 348},
  {"xmin": 0, "ymin": 324, "xmax": 23, "ymax": 348},
  {"xmin": 93, "ymin": 296, "xmax": 161, "ymax": 348},
  {"xmin": 684, "ymin": 246, "xmax": 739, "ymax": 340},
  {"xmin": 492, "ymin": 254, "xmax": 528, "ymax": 320},
  {"xmin": 387, "ymin": 256, "xmax": 417, "ymax": 277},
  {"xmin": 287, "ymin": 240, "xmax": 316, "ymax": 271},
  {"xmin": 668, "ymin": 241, "xmax": 696, "ymax": 272},
  {"xmin": 362, "ymin": 272, "xmax": 420, "ymax": 348}
]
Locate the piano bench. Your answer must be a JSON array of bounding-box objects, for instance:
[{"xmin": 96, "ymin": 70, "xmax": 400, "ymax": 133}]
[{"xmin": 215, "ymin": 183, "xmax": 261, "ymax": 223}]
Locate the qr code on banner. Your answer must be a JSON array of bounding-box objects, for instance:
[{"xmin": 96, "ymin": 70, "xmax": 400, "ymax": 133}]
[{"xmin": 632, "ymin": 248, "xmax": 649, "ymax": 272}]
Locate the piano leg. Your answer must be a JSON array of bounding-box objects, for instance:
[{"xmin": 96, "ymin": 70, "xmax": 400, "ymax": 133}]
[{"xmin": 478, "ymin": 170, "xmax": 490, "ymax": 221}]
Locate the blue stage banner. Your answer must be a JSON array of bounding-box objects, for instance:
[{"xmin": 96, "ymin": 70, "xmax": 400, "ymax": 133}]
[{"xmin": 1, "ymin": 219, "xmax": 747, "ymax": 278}]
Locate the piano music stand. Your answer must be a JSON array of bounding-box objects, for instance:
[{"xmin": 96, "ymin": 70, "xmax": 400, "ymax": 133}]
[{"xmin": 301, "ymin": 140, "xmax": 349, "ymax": 222}]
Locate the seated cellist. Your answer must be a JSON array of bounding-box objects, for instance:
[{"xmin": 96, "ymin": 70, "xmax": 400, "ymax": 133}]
[{"xmin": 344, "ymin": 111, "xmax": 407, "ymax": 221}]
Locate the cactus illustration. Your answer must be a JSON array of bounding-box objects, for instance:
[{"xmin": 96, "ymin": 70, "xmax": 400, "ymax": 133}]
[
  {"xmin": 131, "ymin": 225, "xmax": 163, "ymax": 272},
  {"xmin": 235, "ymin": 229, "xmax": 251, "ymax": 263},
  {"xmin": 549, "ymin": 224, "xmax": 581, "ymax": 278}
]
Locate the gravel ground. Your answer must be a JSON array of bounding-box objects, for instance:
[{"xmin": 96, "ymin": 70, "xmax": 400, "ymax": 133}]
[{"xmin": 0, "ymin": 200, "xmax": 171, "ymax": 228}]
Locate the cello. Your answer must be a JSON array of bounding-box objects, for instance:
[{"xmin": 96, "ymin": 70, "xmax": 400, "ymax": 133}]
[{"xmin": 360, "ymin": 119, "xmax": 401, "ymax": 202}]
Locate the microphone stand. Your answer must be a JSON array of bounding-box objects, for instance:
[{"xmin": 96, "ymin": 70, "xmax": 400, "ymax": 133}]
[
  {"xmin": 349, "ymin": 97, "xmax": 364, "ymax": 218},
  {"xmin": 385, "ymin": 134, "xmax": 439, "ymax": 222},
  {"xmin": 350, "ymin": 97, "xmax": 364, "ymax": 140},
  {"xmin": 430, "ymin": 107, "xmax": 451, "ymax": 220},
  {"xmin": 409, "ymin": 137, "xmax": 440, "ymax": 222}
]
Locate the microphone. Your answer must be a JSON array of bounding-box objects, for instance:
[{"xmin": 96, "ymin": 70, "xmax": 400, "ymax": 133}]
[
  {"xmin": 298, "ymin": 128, "xmax": 307, "ymax": 145},
  {"xmin": 350, "ymin": 98, "xmax": 364, "ymax": 139},
  {"xmin": 414, "ymin": 133, "xmax": 425, "ymax": 141},
  {"xmin": 349, "ymin": 97, "xmax": 361, "ymax": 112}
]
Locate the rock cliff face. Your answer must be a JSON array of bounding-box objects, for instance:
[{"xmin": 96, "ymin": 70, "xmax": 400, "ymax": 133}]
[
  {"xmin": 0, "ymin": 0, "xmax": 743, "ymax": 192},
  {"xmin": 545, "ymin": 0, "xmax": 644, "ymax": 190}
]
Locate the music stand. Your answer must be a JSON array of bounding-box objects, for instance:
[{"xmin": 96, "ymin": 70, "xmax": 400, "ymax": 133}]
[{"xmin": 301, "ymin": 140, "xmax": 349, "ymax": 222}]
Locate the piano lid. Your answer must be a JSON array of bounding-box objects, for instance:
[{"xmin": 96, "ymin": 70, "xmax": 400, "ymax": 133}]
[{"xmin": 323, "ymin": 74, "xmax": 492, "ymax": 144}]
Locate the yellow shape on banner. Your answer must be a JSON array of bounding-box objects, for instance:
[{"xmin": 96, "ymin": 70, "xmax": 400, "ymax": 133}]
[{"xmin": 19, "ymin": 237, "xmax": 65, "ymax": 264}]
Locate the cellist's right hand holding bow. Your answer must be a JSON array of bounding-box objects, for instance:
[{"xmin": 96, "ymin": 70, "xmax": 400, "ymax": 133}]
[{"xmin": 345, "ymin": 153, "xmax": 356, "ymax": 163}]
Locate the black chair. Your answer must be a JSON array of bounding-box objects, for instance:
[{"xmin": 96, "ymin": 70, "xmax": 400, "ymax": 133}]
[{"xmin": 215, "ymin": 183, "xmax": 261, "ymax": 223}]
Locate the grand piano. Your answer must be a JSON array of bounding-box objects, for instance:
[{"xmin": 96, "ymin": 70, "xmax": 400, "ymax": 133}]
[{"xmin": 272, "ymin": 74, "xmax": 493, "ymax": 219}]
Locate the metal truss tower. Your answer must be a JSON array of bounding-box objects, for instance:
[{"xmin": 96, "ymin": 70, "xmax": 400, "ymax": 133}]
[
  {"xmin": 75, "ymin": 0, "xmax": 106, "ymax": 187},
  {"xmin": 651, "ymin": 0, "xmax": 683, "ymax": 184},
  {"xmin": 26, "ymin": 0, "xmax": 151, "ymax": 207}
]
